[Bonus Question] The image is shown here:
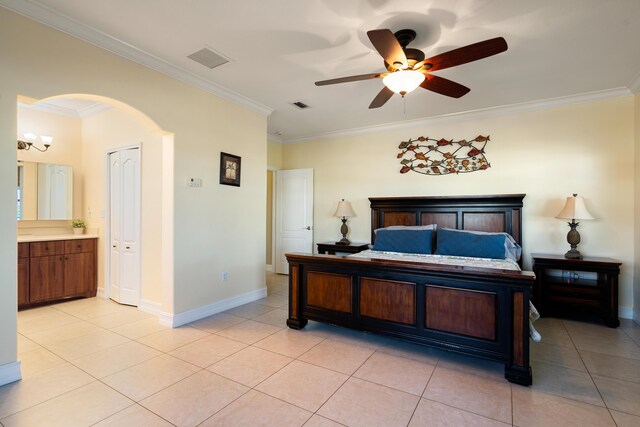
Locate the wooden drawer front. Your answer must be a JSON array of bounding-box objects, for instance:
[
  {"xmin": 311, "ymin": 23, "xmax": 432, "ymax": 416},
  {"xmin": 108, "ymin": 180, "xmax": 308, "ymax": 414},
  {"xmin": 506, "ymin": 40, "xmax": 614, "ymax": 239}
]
[
  {"xmin": 360, "ymin": 278, "xmax": 416, "ymax": 325},
  {"xmin": 18, "ymin": 242, "xmax": 30, "ymax": 259},
  {"xmin": 307, "ymin": 272, "xmax": 352, "ymax": 313},
  {"xmin": 30, "ymin": 241, "xmax": 65, "ymax": 257},
  {"xmin": 425, "ymin": 286, "xmax": 497, "ymax": 341},
  {"xmin": 65, "ymin": 239, "xmax": 95, "ymax": 254}
]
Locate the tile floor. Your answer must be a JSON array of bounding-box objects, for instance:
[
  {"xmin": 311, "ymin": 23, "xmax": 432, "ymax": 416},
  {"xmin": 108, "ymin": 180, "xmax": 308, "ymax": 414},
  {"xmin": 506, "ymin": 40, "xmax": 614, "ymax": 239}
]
[{"xmin": 2, "ymin": 273, "xmax": 640, "ymax": 426}]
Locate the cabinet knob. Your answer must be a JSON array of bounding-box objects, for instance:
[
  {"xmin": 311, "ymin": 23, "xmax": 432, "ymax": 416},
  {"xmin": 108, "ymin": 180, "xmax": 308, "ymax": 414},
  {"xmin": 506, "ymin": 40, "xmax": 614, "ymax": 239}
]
[{"xmin": 126, "ymin": 246, "xmax": 130, "ymax": 249}]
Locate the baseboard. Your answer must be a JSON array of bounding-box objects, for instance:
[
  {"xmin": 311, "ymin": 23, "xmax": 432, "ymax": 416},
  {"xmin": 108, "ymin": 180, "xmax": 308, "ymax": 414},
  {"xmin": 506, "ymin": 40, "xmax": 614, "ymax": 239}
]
[
  {"xmin": 160, "ymin": 287, "xmax": 268, "ymax": 327},
  {"xmin": 0, "ymin": 361, "xmax": 22, "ymax": 386},
  {"xmin": 620, "ymin": 306, "xmax": 634, "ymax": 320},
  {"xmin": 266, "ymin": 264, "xmax": 273, "ymax": 272},
  {"xmin": 139, "ymin": 299, "xmax": 161, "ymax": 315}
]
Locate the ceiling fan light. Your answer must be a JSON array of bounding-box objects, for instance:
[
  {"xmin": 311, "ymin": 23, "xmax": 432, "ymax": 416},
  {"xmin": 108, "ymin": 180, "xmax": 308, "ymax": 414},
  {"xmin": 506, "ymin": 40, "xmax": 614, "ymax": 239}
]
[{"xmin": 383, "ymin": 70, "xmax": 425, "ymax": 95}]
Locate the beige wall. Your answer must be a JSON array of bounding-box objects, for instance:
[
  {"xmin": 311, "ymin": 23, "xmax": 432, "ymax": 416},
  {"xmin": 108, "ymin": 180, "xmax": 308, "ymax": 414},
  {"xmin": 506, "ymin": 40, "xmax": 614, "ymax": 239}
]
[
  {"xmin": 267, "ymin": 139, "xmax": 283, "ymax": 169},
  {"xmin": 283, "ymin": 96, "xmax": 636, "ymax": 314},
  {"xmin": 266, "ymin": 139, "xmax": 282, "ymax": 267},
  {"xmin": 635, "ymin": 93, "xmax": 640, "ymax": 321},
  {"xmin": 17, "ymin": 105, "xmax": 83, "ymax": 223},
  {"xmin": 0, "ymin": 8, "xmax": 267, "ymax": 370},
  {"xmin": 81, "ymin": 107, "xmax": 164, "ymax": 304},
  {"xmin": 266, "ymin": 171, "xmax": 273, "ymax": 266}
]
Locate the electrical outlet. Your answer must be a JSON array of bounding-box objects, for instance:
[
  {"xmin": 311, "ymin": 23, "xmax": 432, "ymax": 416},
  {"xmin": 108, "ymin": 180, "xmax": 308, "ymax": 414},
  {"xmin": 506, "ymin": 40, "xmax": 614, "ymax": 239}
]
[{"xmin": 221, "ymin": 272, "xmax": 228, "ymax": 281}]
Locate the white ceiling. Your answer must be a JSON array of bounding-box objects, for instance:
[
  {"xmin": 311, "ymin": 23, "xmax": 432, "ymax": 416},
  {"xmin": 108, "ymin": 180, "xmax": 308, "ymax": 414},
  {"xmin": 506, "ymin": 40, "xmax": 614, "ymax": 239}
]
[{"xmin": 5, "ymin": 0, "xmax": 640, "ymax": 142}]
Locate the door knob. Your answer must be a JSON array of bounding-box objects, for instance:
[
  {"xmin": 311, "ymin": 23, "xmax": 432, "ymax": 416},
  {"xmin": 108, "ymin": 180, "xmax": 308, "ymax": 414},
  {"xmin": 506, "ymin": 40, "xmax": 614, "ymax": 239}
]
[{"xmin": 304, "ymin": 226, "xmax": 311, "ymax": 230}]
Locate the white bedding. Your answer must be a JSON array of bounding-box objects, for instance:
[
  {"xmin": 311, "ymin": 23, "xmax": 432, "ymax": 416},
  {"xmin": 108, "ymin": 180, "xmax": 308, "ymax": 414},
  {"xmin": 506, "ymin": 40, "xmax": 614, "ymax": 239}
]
[{"xmin": 349, "ymin": 249, "xmax": 521, "ymax": 271}]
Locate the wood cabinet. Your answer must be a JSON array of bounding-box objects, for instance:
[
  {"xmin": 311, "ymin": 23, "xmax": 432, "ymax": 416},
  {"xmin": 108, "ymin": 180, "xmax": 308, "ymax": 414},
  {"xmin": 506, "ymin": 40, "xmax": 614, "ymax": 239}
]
[
  {"xmin": 18, "ymin": 238, "xmax": 97, "ymax": 309},
  {"xmin": 532, "ymin": 253, "xmax": 621, "ymax": 327},
  {"xmin": 17, "ymin": 243, "xmax": 29, "ymax": 306}
]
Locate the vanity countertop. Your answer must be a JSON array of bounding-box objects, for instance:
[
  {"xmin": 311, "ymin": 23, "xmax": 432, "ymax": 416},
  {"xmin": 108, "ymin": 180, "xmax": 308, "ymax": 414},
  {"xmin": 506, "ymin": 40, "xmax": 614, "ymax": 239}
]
[{"xmin": 18, "ymin": 234, "xmax": 99, "ymax": 243}]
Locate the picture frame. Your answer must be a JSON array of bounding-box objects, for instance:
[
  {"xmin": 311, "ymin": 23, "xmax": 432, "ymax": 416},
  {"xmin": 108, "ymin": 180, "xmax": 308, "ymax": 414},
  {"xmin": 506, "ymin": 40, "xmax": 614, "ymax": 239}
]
[{"xmin": 219, "ymin": 152, "xmax": 241, "ymax": 187}]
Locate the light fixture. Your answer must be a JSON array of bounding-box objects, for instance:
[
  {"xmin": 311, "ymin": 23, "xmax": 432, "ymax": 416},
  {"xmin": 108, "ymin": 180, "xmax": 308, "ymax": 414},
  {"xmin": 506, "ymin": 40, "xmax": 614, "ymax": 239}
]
[
  {"xmin": 382, "ymin": 69, "xmax": 425, "ymax": 96},
  {"xmin": 17, "ymin": 132, "xmax": 53, "ymax": 152},
  {"xmin": 334, "ymin": 199, "xmax": 356, "ymax": 245},
  {"xmin": 555, "ymin": 193, "xmax": 594, "ymax": 259}
]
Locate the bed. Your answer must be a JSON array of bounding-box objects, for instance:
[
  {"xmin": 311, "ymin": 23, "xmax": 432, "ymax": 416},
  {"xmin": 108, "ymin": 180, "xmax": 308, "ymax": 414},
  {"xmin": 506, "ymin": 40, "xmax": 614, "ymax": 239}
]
[{"xmin": 285, "ymin": 194, "xmax": 534, "ymax": 385}]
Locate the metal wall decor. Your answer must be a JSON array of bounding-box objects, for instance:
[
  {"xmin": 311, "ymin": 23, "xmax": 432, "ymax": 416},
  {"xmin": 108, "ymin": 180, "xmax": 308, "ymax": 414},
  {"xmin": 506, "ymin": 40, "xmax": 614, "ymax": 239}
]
[{"xmin": 397, "ymin": 135, "xmax": 491, "ymax": 175}]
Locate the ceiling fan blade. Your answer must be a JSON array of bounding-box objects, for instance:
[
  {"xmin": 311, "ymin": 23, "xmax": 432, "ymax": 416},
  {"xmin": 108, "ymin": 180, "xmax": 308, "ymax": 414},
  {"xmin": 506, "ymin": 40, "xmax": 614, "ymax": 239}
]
[
  {"xmin": 315, "ymin": 73, "xmax": 382, "ymax": 86},
  {"xmin": 420, "ymin": 75, "xmax": 470, "ymax": 98},
  {"xmin": 367, "ymin": 29, "xmax": 408, "ymax": 69},
  {"xmin": 423, "ymin": 37, "xmax": 508, "ymax": 72},
  {"xmin": 369, "ymin": 86, "xmax": 394, "ymax": 109}
]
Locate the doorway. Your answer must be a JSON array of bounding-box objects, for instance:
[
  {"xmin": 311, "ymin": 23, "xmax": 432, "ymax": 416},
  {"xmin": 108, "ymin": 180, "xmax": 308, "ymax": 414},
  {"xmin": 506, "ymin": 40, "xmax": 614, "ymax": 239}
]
[
  {"xmin": 274, "ymin": 168, "xmax": 314, "ymax": 274},
  {"xmin": 107, "ymin": 146, "xmax": 141, "ymax": 306}
]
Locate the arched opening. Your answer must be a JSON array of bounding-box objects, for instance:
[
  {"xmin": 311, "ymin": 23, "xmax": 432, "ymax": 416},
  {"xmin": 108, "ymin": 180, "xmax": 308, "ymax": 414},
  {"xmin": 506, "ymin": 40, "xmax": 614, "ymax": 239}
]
[{"xmin": 16, "ymin": 93, "xmax": 174, "ymax": 316}]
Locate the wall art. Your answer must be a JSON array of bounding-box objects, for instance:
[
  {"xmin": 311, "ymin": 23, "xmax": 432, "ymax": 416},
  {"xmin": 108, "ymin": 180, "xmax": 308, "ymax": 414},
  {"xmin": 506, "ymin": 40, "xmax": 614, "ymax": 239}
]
[
  {"xmin": 397, "ymin": 135, "xmax": 491, "ymax": 175},
  {"xmin": 220, "ymin": 152, "xmax": 241, "ymax": 186}
]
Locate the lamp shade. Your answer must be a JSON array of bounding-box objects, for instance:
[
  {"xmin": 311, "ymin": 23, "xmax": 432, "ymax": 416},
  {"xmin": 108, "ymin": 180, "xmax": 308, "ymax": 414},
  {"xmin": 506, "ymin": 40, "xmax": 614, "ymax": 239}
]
[
  {"xmin": 334, "ymin": 199, "xmax": 356, "ymax": 218},
  {"xmin": 555, "ymin": 194, "xmax": 594, "ymax": 220},
  {"xmin": 382, "ymin": 70, "xmax": 425, "ymax": 95}
]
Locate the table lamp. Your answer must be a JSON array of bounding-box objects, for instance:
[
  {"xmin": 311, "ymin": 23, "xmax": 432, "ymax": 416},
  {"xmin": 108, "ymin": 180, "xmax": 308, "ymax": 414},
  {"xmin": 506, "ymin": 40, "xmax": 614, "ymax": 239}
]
[
  {"xmin": 555, "ymin": 193, "xmax": 594, "ymax": 259},
  {"xmin": 334, "ymin": 199, "xmax": 356, "ymax": 245}
]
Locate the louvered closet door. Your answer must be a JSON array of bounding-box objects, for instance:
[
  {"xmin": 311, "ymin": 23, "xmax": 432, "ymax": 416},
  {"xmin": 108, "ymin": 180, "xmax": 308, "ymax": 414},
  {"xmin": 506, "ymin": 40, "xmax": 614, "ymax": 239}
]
[{"xmin": 109, "ymin": 148, "xmax": 141, "ymax": 306}]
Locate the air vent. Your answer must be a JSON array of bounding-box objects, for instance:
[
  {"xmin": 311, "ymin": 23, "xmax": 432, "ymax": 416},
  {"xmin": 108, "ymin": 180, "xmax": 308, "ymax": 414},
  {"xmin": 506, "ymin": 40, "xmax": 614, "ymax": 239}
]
[
  {"xmin": 187, "ymin": 48, "xmax": 229, "ymax": 69},
  {"xmin": 292, "ymin": 101, "xmax": 310, "ymax": 109}
]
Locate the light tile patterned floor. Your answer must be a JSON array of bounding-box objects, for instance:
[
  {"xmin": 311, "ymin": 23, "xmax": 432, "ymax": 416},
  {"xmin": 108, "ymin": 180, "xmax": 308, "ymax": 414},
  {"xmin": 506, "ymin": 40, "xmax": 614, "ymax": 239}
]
[{"xmin": 2, "ymin": 272, "xmax": 640, "ymax": 426}]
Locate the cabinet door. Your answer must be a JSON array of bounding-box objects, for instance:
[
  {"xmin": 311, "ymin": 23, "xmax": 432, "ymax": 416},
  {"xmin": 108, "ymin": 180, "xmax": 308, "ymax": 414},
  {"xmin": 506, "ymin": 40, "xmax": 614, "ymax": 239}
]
[
  {"xmin": 64, "ymin": 252, "xmax": 95, "ymax": 296},
  {"xmin": 29, "ymin": 255, "xmax": 65, "ymax": 302},
  {"xmin": 18, "ymin": 258, "xmax": 29, "ymax": 306}
]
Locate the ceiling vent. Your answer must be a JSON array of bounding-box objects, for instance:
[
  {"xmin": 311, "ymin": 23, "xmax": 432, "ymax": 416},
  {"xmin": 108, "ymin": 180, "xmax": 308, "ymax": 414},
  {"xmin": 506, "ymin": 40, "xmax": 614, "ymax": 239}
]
[
  {"xmin": 187, "ymin": 47, "xmax": 229, "ymax": 69},
  {"xmin": 292, "ymin": 101, "xmax": 310, "ymax": 109}
]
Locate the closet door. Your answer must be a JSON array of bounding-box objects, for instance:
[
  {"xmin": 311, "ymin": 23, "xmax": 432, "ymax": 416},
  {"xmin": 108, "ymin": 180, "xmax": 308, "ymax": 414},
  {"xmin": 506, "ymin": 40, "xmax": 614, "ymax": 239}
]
[
  {"xmin": 109, "ymin": 148, "xmax": 141, "ymax": 306},
  {"xmin": 109, "ymin": 152, "xmax": 122, "ymax": 303}
]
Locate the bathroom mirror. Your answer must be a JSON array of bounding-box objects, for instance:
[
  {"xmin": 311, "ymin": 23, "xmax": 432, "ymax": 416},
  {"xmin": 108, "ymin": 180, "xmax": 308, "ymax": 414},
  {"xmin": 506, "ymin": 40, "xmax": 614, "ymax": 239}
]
[{"xmin": 17, "ymin": 161, "xmax": 73, "ymax": 220}]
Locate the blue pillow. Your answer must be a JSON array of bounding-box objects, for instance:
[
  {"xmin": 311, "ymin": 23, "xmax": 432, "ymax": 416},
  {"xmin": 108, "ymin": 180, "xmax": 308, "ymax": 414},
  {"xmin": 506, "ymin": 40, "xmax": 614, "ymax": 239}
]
[
  {"xmin": 435, "ymin": 228, "xmax": 506, "ymax": 260},
  {"xmin": 372, "ymin": 229, "xmax": 433, "ymax": 254}
]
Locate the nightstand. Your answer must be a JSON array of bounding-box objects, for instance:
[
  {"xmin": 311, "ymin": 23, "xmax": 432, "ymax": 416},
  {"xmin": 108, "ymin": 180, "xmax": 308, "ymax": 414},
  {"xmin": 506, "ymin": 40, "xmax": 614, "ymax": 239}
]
[
  {"xmin": 531, "ymin": 253, "xmax": 621, "ymax": 327},
  {"xmin": 316, "ymin": 242, "xmax": 369, "ymax": 255}
]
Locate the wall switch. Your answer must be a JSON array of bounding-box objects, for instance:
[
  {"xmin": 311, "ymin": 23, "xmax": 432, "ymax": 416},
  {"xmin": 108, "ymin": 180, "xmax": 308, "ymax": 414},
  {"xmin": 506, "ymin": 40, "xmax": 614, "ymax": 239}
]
[
  {"xmin": 188, "ymin": 178, "xmax": 203, "ymax": 187},
  {"xmin": 221, "ymin": 272, "xmax": 228, "ymax": 281}
]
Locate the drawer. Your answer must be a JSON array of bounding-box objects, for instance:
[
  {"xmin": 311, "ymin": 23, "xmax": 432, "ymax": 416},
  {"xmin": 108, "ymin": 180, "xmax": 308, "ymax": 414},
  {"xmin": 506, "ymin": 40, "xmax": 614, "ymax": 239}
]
[
  {"xmin": 18, "ymin": 242, "xmax": 29, "ymax": 259},
  {"xmin": 65, "ymin": 239, "xmax": 95, "ymax": 254},
  {"xmin": 548, "ymin": 294, "xmax": 601, "ymax": 308},
  {"xmin": 30, "ymin": 241, "xmax": 65, "ymax": 257}
]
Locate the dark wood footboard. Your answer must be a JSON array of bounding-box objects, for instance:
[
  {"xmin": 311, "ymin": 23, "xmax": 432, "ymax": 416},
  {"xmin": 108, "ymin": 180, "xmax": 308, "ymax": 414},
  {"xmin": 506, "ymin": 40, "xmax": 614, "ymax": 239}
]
[{"xmin": 286, "ymin": 253, "xmax": 534, "ymax": 386}]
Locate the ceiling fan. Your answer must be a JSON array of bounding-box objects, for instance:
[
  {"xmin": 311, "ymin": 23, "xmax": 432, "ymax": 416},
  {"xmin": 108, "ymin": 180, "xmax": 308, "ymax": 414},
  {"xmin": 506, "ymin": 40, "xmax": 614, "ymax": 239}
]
[{"xmin": 315, "ymin": 29, "xmax": 508, "ymax": 108}]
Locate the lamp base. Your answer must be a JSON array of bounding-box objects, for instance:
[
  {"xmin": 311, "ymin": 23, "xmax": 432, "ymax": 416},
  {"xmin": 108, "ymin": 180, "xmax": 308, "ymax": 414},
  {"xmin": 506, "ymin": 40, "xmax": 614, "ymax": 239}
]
[
  {"xmin": 564, "ymin": 220, "xmax": 583, "ymax": 259},
  {"xmin": 336, "ymin": 217, "xmax": 350, "ymax": 245},
  {"xmin": 564, "ymin": 248, "xmax": 583, "ymax": 259}
]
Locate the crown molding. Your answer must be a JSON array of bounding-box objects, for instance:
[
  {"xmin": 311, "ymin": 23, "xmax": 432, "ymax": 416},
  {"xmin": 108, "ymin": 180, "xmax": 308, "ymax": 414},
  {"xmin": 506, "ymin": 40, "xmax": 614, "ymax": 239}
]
[
  {"xmin": 18, "ymin": 100, "xmax": 78, "ymax": 118},
  {"xmin": 267, "ymin": 133, "xmax": 284, "ymax": 144},
  {"xmin": 284, "ymin": 87, "xmax": 632, "ymax": 144},
  {"xmin": 628, "ymin": 69, "xmax": 640, "ymax": 94},
  {"xmin": 0, "ymin": 0, "xmax": 273, "ymax": 117},
  {"xmin": 77, "ymin": 102, "xmax": 111, "ymax": 118},
  {"xmin": 18, "ymin": 100, "xmax": 111, "ymax": 119}
]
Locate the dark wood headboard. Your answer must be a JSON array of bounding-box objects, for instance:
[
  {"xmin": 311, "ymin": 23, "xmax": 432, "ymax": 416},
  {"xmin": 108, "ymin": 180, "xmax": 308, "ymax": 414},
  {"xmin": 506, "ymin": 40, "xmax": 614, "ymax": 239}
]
[{"xmin": 369, "ymin": 194, "xmax": 525, "ymax": 247}]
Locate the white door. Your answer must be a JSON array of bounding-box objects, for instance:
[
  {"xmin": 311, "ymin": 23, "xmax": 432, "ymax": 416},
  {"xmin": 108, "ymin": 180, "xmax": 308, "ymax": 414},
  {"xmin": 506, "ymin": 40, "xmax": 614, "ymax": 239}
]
[
  {"xmin": 108, "ymin": 148, "xmax": 141, "ymax": 306},
  {"xmin": 275, "ymin": 169, "xmax": 313, "ymax": 274},
  {"xmin": 109, "ymin": 153, "xmax": 121, "ymax": 302}
]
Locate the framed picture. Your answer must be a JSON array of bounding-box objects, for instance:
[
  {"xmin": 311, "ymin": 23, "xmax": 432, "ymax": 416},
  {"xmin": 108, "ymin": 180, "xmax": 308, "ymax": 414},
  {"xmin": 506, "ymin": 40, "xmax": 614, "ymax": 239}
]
[{"xmin": 219, "ymin": 152, "xmax": 241, "ymax": 187}]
